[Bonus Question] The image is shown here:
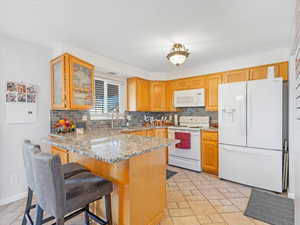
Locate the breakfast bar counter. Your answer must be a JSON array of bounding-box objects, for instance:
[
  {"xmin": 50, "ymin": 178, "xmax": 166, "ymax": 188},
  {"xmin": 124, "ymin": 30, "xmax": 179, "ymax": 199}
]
[{"xmin": 45, "ymin": 128, "xmax": 178, "ymax": 225}]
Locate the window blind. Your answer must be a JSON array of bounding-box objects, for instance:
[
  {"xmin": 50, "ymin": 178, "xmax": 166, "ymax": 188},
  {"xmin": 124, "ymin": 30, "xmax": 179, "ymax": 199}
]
[
  {"xmin": 107, "ymin": 83, "xmax": 120, "ymax": 112},
  {"xmin": 92, "ymin": 79, "xmax": 105, "ymax": 113},
  {"xmin": 91, "ymin": 78, "xmax": 121, "ymax": 115}
]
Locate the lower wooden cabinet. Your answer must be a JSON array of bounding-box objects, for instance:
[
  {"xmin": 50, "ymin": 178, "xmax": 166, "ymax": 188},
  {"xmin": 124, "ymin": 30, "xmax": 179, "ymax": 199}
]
[
  {"xmin": 201, "ymin": 130, "xmax": 219, "ymax": 175},
  {"xmin": 51, "ymin": 146, "xmax": 69, "ymax": 164}
]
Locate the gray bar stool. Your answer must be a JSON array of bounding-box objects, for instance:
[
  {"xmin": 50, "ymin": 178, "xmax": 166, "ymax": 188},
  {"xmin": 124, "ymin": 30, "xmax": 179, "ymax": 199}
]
[
  {"xmin": 31, "ymin": 147, "xmax": 113, "ymax": 225},
  {"xmin": 22, "ymin": 140, "xmax": 89, "ymax": 225}
]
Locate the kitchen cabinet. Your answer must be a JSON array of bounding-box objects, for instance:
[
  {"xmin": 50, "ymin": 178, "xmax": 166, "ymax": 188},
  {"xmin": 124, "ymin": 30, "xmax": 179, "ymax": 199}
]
[
  {"xmin": 155, "ymin": 128, "xmax": 168, "ymax": 163},
  {"xmin": 127, "ymin": 77, "xmax": 150, "ymax": 111},
  {"xmin": 205, "ymin": 74, "xmax": 222, "ymax": 111},
  {"xmin": 249, "ymin": 64, "xmax": 279, "ymax": 81},
  {"xmin": 165, "ymin": 81, "xmax": 177, "ymax": 112},
  {"xmin": 51, "ymin": 146, "xmax": 69, "ymax": 164},
  {"xmin": 51, "ymin": 53, "xmax": 94, "ymax": 110},
  {"xmin": 222, "ymin": 69, "xmax": 249, "ymax": 83},
  {"xmin": 278, "ymin": 62, "xmax": 289, "ymax": 80},
  {"xmin": 201, "ymin": 130, "xmax": 219, "ymax": 175},
  {"xmin": 150, "ymin": 81, "xmax": 166, "ymax": 111}
]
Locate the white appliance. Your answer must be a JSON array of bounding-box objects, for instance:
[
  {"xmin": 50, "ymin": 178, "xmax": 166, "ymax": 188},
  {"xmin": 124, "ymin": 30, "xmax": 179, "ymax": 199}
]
[
  {"xmin": 168, "ymin": 116, "xmax": 210, "ymax": 172},
  {"xmin": 174, "ymin": 89, "xmax": 205, "ymax": 107},
  {"xmin": 219, "ymin": 78, "xmax": 283, "ymax": 192}
]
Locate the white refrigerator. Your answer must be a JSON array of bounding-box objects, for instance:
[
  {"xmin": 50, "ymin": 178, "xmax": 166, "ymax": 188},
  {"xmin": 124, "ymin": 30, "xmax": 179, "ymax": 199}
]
[{"xmin": 219, "ymin": 78, "xmax": 283, "ymax": 192}]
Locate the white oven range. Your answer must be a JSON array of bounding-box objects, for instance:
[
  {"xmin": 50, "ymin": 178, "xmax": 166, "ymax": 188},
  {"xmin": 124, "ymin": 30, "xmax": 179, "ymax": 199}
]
[{"xmin": 168, "ymin": 116, "xmax": 210, "ymax": 172}]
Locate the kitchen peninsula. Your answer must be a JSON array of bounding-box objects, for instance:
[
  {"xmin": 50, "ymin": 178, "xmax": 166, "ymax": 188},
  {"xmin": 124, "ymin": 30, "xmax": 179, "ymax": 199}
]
[{"xmin": 46, "ymin": 127, "xmax": 178, "ymax": 225}]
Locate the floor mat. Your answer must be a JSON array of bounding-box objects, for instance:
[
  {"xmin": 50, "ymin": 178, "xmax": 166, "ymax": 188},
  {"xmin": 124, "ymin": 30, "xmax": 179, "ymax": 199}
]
[{"xmin": 244, "ymin": 189, "xmax": 294, "ymax": 225}]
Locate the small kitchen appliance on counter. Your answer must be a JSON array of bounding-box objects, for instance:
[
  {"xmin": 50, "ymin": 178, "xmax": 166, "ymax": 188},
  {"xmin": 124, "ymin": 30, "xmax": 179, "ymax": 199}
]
[{"xmin": 168, "ymin": 116, "xmax": 210, "ymax": 172}]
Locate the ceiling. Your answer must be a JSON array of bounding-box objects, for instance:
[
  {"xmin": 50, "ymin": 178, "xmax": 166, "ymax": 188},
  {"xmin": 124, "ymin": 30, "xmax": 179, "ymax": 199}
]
[{"xmin": 0, "ymin": 0, "xmax": 295, "ymax": 75}]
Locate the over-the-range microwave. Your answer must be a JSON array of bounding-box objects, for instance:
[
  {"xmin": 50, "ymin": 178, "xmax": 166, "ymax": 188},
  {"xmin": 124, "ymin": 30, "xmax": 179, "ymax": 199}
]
[{"xmin": 174, "ymin": 88, "xmax": 205, "ymax": 107}]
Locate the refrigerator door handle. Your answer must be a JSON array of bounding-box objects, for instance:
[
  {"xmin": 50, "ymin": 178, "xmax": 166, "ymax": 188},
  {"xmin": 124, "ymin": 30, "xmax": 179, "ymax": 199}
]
[{"xmin": 239, "ymin": 100, "xmax": 245, "ymax": 136}]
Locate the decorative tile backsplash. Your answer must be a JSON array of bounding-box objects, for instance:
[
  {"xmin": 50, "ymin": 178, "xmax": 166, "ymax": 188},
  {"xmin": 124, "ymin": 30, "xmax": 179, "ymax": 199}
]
[{"xmin": 50, "ymin": 107, "xmax": 218, "ymax": 132}]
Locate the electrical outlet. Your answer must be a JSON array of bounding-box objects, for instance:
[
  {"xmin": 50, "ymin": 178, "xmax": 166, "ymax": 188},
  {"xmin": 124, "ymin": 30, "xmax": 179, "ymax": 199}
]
[
  {"xmin": 82, "ymin": 115, "xmax": 88, "ymax": 121},
  {"xmin": 127, "ymin": 115, "xmax": 131, "ymax": 121}
]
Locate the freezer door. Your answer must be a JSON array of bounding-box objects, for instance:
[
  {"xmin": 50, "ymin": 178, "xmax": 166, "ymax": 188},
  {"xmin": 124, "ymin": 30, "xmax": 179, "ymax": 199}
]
[
  {"xmin": 219, "ymin": 144, "xmax": 282, "ymax": 192},
  {"xmin": 219, "ymin": 82, "xmax": 247, "ymax": 146},
  {"xmin": 247, "ymin": 78, "xmax": 283, "ymax": 150}
]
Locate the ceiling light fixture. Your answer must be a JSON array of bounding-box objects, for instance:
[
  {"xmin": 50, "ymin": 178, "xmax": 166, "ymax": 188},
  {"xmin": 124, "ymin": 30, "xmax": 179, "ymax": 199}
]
[{"xmin": 166, "ymin": 43, "xmax": 190, "ymax": 66}]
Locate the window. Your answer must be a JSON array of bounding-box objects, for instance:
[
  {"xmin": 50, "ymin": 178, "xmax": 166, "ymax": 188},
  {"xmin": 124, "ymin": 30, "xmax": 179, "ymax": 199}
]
[{"xmin": 90, "ymin": 77, "xmax": 125, "ymax": 120}]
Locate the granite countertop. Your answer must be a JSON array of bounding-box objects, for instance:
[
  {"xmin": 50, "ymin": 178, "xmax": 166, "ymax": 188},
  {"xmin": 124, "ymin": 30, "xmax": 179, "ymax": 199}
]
[{"xmin": 46, "ymin": 128, "xmax": 178, "ymax": 164}]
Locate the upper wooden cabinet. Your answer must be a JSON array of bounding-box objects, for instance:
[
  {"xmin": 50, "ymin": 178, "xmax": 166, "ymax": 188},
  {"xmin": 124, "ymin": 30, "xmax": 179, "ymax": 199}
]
[
  {"xmin": 51, "ymin": 53, "xmax": 94, "ymax": 110},
  {"xmin": 150, "ymin": 81, "xmax": 166, "ymax": 111},
  {"xmin": 127, "ymin": 77, "xmax": 150, "ymax": 111},
  {"xmin": 249, "ymin": 64, "xmax": 279, "ymax": 81},
  {"xmin": 126, "ymin": 61, "xmax": 288, "ymax": 112},
  {"xmin": 222, "ymin": 69, "xmax": 249, "ymax": 83},
  {"xmin": 205, "ymin": 74, "xmax": 222, "ymax": 111}
]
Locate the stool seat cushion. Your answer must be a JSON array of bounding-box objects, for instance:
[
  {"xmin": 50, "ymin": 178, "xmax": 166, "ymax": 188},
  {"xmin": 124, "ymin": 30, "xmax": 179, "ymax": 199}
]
[
  {"xmin": 64, "ymin": 172, "xmax": 113, "ymax": 213},
  {"xmin": 62, "ymin": 163, "xmax": 89, "ymax": 179}
]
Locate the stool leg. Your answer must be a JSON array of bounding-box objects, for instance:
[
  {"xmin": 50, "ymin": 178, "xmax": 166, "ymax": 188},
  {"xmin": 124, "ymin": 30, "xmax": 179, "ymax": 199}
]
[
  {"xmin": 22, "ymin": 188, "xmax": 33, "ymax": 225},
  {"xmin": 34, "ymin": 205, "xmax": 44, "ymax": 225},
  {"xmin": 56, "ymin": 218, "xmax": 64, "ymax": 225},
  {"xmin": 84, "ymin": 205, "xmax": 90, "ymax": 225},
  {"xmin": 105, "ymin": 194, "xmax": 112, "ymax": 225}
]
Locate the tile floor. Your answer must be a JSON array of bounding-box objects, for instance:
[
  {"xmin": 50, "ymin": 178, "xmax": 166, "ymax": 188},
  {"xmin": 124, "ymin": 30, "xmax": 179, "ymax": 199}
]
[{"xmin": 0, "ymin": 166, "xmax": 270, "ymax": 225}]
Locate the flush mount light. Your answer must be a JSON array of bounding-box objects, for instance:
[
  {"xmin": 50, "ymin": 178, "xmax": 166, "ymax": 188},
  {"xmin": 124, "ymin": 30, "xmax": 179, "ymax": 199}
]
[{"xmin": 166, "ymin": 43, "xmax": 190, "ymax": 66}]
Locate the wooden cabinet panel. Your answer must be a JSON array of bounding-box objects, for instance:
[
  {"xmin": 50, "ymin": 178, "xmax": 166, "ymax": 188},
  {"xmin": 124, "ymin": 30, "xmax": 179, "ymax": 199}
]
[
  {"xmin": 201, "ymin": 131, "xmax": 219, "ymax": 175},
  {"xmin": 130, "ymin": 130, "xmax": 147, "ymax": 136},
  {"xmin": 205, "ymin": 74, "xmax": 222, "ymax": 111},
  {"xmin": 155, "ymin": 128, "xmax": 167, "ymax": 138},
  {"xmin": 146, "ymin": 129, "xmax": 155, "ymax": 137},
  {"xmin": 127, "ymin": 77, "xmax": 150, "ymax": 111},
  {"xmin": 69, "ymin": 56, "xmax": 94, "ymax": 110},
  {"xmin": 249, "ymin": 64, "xmax": 279, "ymax": 81},
  {"xmin": 50, "ymin": 53, "xmax": 94, "ymax": 110},
  {"xmin": 137, "ymin": 78, "xmax": 150, "ymax": 111},
  {"xmin": 222, "ymin": 69, "xmax": 249, "ymax": 83},
  {"xmin": 278, "ymin": 62, "xmax": 289, "ymax": 80},
  {"xmin": 150, "ymin": 81, "xmax": 166, "ymax": 111},
  {"xmin": 51, "ymin": 146, "xmax": 69, "ymax": 164},
  {"xmin": 202, "ymin": 131, "xmax": 218, "ymax": 141},
  {"xmin": 51, "ymin": 55, "xmax": 68, "ymax": 110},
  {"xmin": 165, "ymin": 81, "xmax": 177, "ymax": 112}
]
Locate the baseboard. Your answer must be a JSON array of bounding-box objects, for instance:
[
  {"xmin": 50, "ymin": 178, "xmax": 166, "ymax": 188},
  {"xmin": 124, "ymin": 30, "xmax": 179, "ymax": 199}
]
[
  {"xmin": 288, "ymin": 192, "xmax": 295, "ymax": 199},
  {"xmin": 0, "ymin": 191, "xmax": 27, "ymax": 206}
]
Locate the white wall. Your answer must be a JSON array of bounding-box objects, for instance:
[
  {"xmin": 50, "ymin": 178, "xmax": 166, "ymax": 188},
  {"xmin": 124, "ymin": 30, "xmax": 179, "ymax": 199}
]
[
  {"xmin": 288, "ymin": 56, "xmax": 296, "ymax": 199},
  {"xmin": 0, "ymin": 35, "xmax": 51, "ymax": 205}
]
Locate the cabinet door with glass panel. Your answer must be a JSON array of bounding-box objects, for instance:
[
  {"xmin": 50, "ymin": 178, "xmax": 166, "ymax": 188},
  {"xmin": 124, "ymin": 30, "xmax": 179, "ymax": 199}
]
[
  {"xmin": 69, "ymin": 55, "xmax": 94, "ymax": 109},
  {"xmin": 51, "ymin": 54, "xmax": 68, "ymax": 109},
  {"xmin": 50, "ymin": 53, "xmax": 94, "ymax": 110}
]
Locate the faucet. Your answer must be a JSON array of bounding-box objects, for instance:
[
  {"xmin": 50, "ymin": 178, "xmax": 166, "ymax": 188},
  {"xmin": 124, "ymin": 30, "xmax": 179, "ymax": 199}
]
[{"xmin": 111, "ymin": 106, "xmax": 119, "ymax": 129}]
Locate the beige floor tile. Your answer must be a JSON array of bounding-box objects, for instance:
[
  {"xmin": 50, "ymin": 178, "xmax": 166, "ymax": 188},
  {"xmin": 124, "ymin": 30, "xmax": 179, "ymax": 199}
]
[
  {"xmin": 223, "ymin": 192, "xmax": 246, "ymax": 199},
  {"xmin": 168, "ymin": 202, "xmax": 178, "ymax": 209},
  {"xmin": 169, "ymin": 208, "xmax": 195, "ymax": 217},
  {"xmin": 214, "ymin": 205, "xmax": 241, "ymax": 213},
  {"xmin": 189, "ymin": 200, "xmax": 217, "ymax": 216},
  {"xmin": 209, "ymin": 213, "xmax": 225, "ymax": 223},
  {"xmin": 160, "ymin": 217, "xmax": 174, "ymax": 225},
  {"xmin": 168, "ymin": 191, "xmax": 186, "ymax": 202},
  {"xmin": 196, "ymin": 215, "xmax": 212, "ymax": 224},
  {"xmin": 229, "ymin": 198, "xmax": 249, "ymax": 210},
  {"xmin": 172, "ymin": 216, "xmax": 201, "ymax": 225},
  {"xmin": 221, "ymin": 212, "xmax": 255, "ymax": 225},
  {"xmin": 220, "ymin": 199, "xmax": 233, "ymax": 206},
  {"xmin": 178, "ymin": 201, "xmax": 189, "ymax": 208},
  {"xmin": 185, "ymin": 195, "xmax": 206, "ymax": 201}
]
